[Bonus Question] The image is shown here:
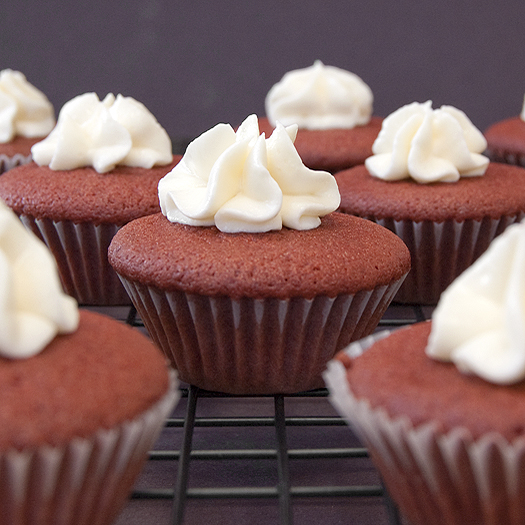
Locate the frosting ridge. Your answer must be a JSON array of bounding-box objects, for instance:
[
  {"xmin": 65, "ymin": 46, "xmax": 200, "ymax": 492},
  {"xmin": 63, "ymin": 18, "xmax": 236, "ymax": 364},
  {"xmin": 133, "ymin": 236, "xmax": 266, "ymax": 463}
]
[
  {"xmin": 158, "ymin": 114, "xmax": 340, "ymax": 233},
  {"xmin": 31, "ymin": 92, "xmax": 172, "ymax": 173},
  {"xmin": 365, "ymin": 101, "xmax": 489, "ymax": 183},
  {"xmin": 265, "ymin": 61, "xmax": 373, "ymax": 130}
]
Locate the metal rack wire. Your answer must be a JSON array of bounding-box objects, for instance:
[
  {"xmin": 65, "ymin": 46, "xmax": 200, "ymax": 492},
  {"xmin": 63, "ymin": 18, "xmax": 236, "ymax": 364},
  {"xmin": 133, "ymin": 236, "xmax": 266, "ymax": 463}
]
[{"xmin": 111, "ymin": 303, "xmax": 432, "ymax": 525}]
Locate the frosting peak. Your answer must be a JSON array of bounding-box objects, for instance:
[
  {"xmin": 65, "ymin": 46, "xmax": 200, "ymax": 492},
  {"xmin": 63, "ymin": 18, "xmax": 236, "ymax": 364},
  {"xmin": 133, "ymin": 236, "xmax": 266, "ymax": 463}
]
[
  {"xmin": 265, "ymin": 61, "xmax": 373, "ymax": 130},
  {"xmin": 31, "ymin": 92, "xmax": 172, "ymax": 173},
  {"xmin": 426, "ymin": 220, "xmax": 525, "ymax": 385},
  {"xmin": 0, "ymin": 199, "xmax": 78, "ymax": 359},
  {"xmin": 365, "ymin": 101, "xmax": 489, "ymax": 183},
  {"xmin": 0, "ymin": 69, "xmax": 55, "ymax": 143},
  {"xmin": 158, "ymin": 114, "xmax": 340, "ymax": 233}
]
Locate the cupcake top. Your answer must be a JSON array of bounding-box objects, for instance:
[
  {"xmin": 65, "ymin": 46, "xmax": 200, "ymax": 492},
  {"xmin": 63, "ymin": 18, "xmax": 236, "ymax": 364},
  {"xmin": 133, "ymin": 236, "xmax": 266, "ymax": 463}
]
[
  {"xmin": 365, "ymin": 100, "xmax": 489, "ymax": 183},
  {"xmin": 0, "ymin": 198, "xmax": 78, "ymax": 358},
  {"xmin": 158, "ymin": 114, "xmax": 340, "ymax": 233},
  {"xmin": 265, "ymin": 61, "xmax": 373, "ymax": 130},
  {"xmin": 0, "ymin": 69, "xmax": 55, "ymax": 144},
  {"xmin": 427, "ymin": 219, "xmax": 525, "ymax": 384},
  {"xmin": 31, "ymin": 92, "xmax": 173, "ymax": 173},
  {"xmin": 112, "ymin": 113, "xmax": 409, "ymax": 299}
]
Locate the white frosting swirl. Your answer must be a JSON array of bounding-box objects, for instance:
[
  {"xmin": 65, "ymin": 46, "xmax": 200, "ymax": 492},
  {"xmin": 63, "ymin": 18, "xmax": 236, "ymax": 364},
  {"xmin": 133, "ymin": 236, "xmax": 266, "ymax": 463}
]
[
  {"xmin": 265, "ymin": 60, "xmax": 373, "ymax": 130},
  {"xmin": 0, "ymin": 69, "xmax": 55, "ymax": 143},
  {"xmin": 365, "ymin": 101, "xmax": 489, "ymax": 183},
  {"xmin": 31, "ymin": 92, "xmax": 172, "ymax": 173},
  {"xmin": 0, "ymin": 199, "xmax": 79, "ymax": 359},
  {"xmin": 158, "ymin": 114, "xmax": 340, "ymax": 233},
  {"xmin": 426, "ymin": 220, "xmax": 525, "ymax": 384}
]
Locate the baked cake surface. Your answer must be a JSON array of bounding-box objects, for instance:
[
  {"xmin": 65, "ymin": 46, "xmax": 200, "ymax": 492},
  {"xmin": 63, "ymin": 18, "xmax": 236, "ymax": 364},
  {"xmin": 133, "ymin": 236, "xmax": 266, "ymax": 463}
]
[
  {"xmin": 339, "ymin": 321, "xmax": 525, "ymax": 442},
  {"xmin": 108, "ymin": 211, "xmax": 410, "ymax": 300},
  {"xmin": 335, "ymin": 162, "xmax": 525, "ymax": 222},
  {"xmin": 0, "ymin": 136, "xmax": 43, "ymax": 157},
  {"xmin": 0, "ymin": 157, "xmax": 181, "ymax": 225},
  {"xmin": 0, "ymin": 310, "xmax": 169, "ymax": 451},
  {"xmin": 258, "ymin": 116, "xmax": 383, "ymax": 173},
  {"xmin": 485, "ymin": 116, "xmax": 525, "ymax": 158}
]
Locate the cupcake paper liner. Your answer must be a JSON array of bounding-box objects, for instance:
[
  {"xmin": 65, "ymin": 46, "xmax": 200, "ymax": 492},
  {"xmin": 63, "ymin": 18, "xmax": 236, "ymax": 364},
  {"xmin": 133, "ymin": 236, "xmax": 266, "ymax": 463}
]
[
  {"xmin": 0, "ymin": 153, "xmax": 32, "ymax": 175},
  {"xmin": 19, "ymin": 216, "xmax": 131, "ymax": 306},
  {"xmin": 324, "ymin": 331, "xmax": 525, "ymax": 525},
  {"xmin": 0, "ymin": 370, "xmax": 179, "ymax": 525},
  {"xmin": 117, "ymin": 275, "xmax": 406, "ymax": 395},
  {"xmin": 375, "ymin": 214, "xmax": 525, "ymax": 305}
]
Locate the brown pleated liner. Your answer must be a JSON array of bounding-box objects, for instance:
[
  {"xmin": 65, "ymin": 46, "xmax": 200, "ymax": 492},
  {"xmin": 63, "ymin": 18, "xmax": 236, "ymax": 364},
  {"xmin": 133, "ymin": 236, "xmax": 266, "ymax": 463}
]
[
  {"xmin": 324, "ymin": 332, "xmax": 525, "ymax": 525},
  {"xmin": 0, "ymin": 370, "xmax": 179, "ymax": 525},
  {"xmin": 117, "ymin": 274, "xmax": 406, "ymax": 395},
  {"xmin": 486, "ymin": 148, "xmax": 525, "ymax": 168},
  {"xmin": 18, "ymin": 216, "xmax": 131, "ymax": 306},
  {"xmin": 0, "ymin": 153, "xmax": 32, "ymax": 175},
  {"xmin": 375, "ymin": 214, "xmax": 525, "ymax": 305}
]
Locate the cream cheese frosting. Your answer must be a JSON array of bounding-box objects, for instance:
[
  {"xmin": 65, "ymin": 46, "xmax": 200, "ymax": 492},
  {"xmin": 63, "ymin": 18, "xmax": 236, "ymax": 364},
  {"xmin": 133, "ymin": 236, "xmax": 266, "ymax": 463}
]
[
  {"xmin": 31, "ymin": 92, "xmax": 172, "ymax": 173},
  {"xmin": 265, "ymin": 60, "xmax": 373, "ymax": 130},
  {"xmin": 158, "ymin": 114, "xmax": 340, "ymax": 233},
  {"xmin": 365, "ymin": 101, "xmax": 489, "ymax": 183},
  {"xmin": 426, "ymin": 220, "xmax": 525, "ymax": 384},
  {"xmin": 0, "ymin": 69, "xmax": 55, "ymax": 143},
  {"xmin": 0, "ymin": 199, "xmax": 78, "ymax": 359}
]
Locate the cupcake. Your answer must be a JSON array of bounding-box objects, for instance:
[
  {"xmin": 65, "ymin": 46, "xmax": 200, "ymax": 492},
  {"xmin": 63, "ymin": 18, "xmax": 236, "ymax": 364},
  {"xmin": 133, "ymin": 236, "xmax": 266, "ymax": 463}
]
[
  {"xmin": 335, "ymin": 100, "xmax": 525, "ymax": 304},
  {"xmin": 0, "ymin": 92, "xmax": 181, "ymax": 305},
  {"xmin": 0, "ymin": 69, "xmax": 55, "ymax": 174},
  {"xmin": 0, "ymin": 198, "xmax": 179, "ymax": 525},
  {"xmin": 324, "ymin": 219, "xmax": 525, "ymax": 525},
  {"xmin": 484, "ymin": 94, "xmax": 525, "ymax": 166},
  {"xmin": 108, "ymin": 114, "xmax": 410, "ymax": 395},
  {"xmin": 257, "ymin": 60, "xmax": 383, "ymax": 173}
]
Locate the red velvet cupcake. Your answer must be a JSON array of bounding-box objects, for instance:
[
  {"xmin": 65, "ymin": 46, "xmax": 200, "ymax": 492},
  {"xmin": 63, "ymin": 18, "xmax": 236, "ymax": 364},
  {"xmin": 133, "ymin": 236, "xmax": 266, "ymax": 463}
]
[
  {"xmin": 325, "ymin": 220, "xmax": 525, "ymax": 525},
  {"xmin": 0, "ymin": 92, "xmax": 180, "ymax": 305},
  {"xmin": 335, "ymin": 100, "xmax": 525, "ymax": 304},
  {"xmin": 109, "ymin": 115, "xmax": 410, "ymax": 394},
  {"xmin": 0, "ymin": 199, "xmax": 179, "ymax": 525}
]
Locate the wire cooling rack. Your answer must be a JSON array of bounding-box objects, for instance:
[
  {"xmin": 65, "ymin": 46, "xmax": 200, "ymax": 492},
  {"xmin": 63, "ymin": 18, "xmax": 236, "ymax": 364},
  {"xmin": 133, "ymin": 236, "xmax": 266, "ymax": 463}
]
[{"xmin": 104, "ymin": 303, "xmax": 433, "ymax": 525}]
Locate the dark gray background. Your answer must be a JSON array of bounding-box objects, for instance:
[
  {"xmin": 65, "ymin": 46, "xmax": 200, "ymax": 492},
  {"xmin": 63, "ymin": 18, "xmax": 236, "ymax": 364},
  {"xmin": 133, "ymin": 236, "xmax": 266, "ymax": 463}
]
[{"xmin": 3, "ymin": 1, "xmax": 524, "ymax": 143}]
